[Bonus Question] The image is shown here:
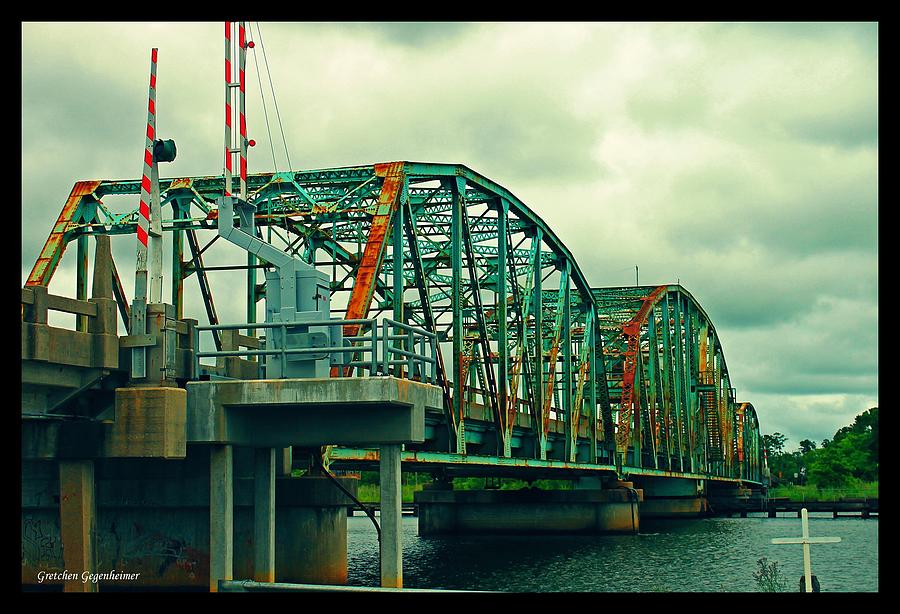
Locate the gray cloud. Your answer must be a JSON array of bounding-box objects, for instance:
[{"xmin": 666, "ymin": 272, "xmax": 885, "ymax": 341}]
[
  {"xmin": 343, "ymin": 22, "xmax": 477, "ymax": 48},
  {"xmin": 751, "ymin": 392, "xmax": 877, "ymax": 449}
]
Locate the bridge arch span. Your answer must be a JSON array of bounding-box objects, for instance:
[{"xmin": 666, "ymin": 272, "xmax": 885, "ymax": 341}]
[{"xmin": 25, "ymin": 161, "xmax": 762, "ymax": 483}]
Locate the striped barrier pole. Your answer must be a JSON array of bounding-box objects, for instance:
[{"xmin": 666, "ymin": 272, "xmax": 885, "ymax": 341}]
[
  {"xmin": 224, "ymin": 22, "xmax": 233, "ymax": 197},
  {"xmin": 131, "ymin": 47, "xmax": 159, "ymax": 378},
  {"xmin": 224, "ymin": 21, "xmax": 256, "ymax": 332},
  {"xmin": 237, "ymin": 21, "xmax": 256, "ymax": 332},
  {"xmin": 238, "ymin": 21, "xmax": 248, "ymax": 200}
]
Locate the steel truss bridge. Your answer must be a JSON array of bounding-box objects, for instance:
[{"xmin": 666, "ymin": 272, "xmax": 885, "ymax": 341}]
[{"xmin": 25, "ymin": 161, "xmax": 764, "ymax": 486}]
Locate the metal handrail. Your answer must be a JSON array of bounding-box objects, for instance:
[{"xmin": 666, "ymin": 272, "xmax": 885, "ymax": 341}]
[{"xmin": 193, "ymin": 317, "xmax": 437, "ymax": 384}]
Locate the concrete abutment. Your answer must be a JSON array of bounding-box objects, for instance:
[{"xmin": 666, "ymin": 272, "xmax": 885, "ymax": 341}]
[{"xmin": 21, "ymin": 447, "xmax": 355, "ymax": 590}]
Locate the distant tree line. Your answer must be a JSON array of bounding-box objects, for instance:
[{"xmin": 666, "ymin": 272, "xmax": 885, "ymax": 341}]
[{"xmin": 763, "ymin": 407, "xmax": 878, "ymax": 488}]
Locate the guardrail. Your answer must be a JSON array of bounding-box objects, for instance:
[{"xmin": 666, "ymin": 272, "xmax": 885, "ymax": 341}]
[
  {"xmin": 194, "ymin": 317, "xmax": 437, "ymax": 383},
  {"xmin": 22, "ymin": 285, "xmax": 98, "ymax": 325}
]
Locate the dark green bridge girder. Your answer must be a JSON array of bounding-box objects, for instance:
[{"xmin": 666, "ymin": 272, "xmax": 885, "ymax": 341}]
[{"xmin": 25, "ymin": 161, "xmax": 764, "ymax": 484}]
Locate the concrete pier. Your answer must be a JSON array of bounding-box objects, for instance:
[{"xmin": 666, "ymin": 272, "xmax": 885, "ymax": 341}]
[
  {"xmin": 415, "ymin": 486, "xmax": 642, "ymax": 535},
  {"xmin": 253, "ymin": 448, "xmax": 276, "ymax": 583},
  {"xmin": 272, "ymin": 476, "xmax": 354, "ymax": 585},
  {"xmin": 209, "ymin": 444, "xmax": 233, "ymax": 592},
  {"xmin": 58, "ymin": 460, "xmax": 96, "ymax": 592},
  {"xmin": 633, "ymin": 477, "xmax": 708, "ymax": 518},
  {"xmin": 380, "ymin": 444, "xmax": 403, "ymax": 588},
  {"xmin": 706, "ymin": 483, "xmax": 756, "ymax": 516},
  {"xmin": 21, "ymin": 451, "xmax": 357, "ymax": 590}
]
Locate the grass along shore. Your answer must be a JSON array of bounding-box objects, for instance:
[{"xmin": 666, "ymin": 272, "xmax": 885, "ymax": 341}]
[
  {"xmin": 355, "ymin": 477, "xmax": 572, "ymax": 504},
  {"xmin": 767, "ymin": 481, "xmax": 878, "ymax": 502},
  {"xmin": 353, "ymin": 479, "xmax": 879, "ymax": 504}
]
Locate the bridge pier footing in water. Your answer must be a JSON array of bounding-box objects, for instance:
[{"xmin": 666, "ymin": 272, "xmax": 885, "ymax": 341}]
[
  {"xmin": 414, "ymin": 485, "xmax": 642, "ymax": 535},
  {"xmin": 632, "ymin": 477, "xmax": 708, "ymax": 519}
]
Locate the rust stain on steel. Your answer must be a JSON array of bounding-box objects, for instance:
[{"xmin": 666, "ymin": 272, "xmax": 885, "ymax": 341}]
[
  {"xmin": 542, "ymin": 338, "xmax": 562, "ymax": 438},
  {"xmin": 735, "ymin": 404, "xmax": 746, "ymax": 462},
  {"xmin": 616, "ymin": 285, "xmax": 667, "ymax": 454},
  {"xmin": 332, "ymin": 162, "xmax": 405, "ymax": 377},
  {"xmin": 167, "ymin": 177, "xmax": 194, "ymax": 190},
  {"xmin": 343, "ymin": 162, "xmax": 404, "ymax": 331},
  {"xmin": 571, "ymin": 349, "xmax": 591, "ymax": 439},
  {"xmin": 27, "ymin": 180, "xmax": 103, "ymax": 287}
]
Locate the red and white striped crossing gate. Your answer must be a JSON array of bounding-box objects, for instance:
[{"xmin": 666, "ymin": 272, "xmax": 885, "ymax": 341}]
[
  {"xmin": 225, "ymin": 21, "xmax": 252, "ymax": 201},
  {"xmin": 225, "ymin": 21, "xmax": 257, "ymax": 330},
  {"xmin": 134, "ymin": 47, "xmax": 158, "ymax": 301},
  {"xmin": 131, "ymin": 47, "xmax": 160, "ymax": 378},
  {"xmin": 130, "ymin": 47, "xmax": 176, "ymax": 379}
]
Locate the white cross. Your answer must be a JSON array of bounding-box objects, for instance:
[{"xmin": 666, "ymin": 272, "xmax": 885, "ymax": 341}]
[{"xmin": 771, "ymin": 508, "xmax": 841, "ymax": 592}]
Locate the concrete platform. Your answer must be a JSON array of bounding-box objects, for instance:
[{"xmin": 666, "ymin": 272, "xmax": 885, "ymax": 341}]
[{"xmin": 186, "ymin": 376, "xmax": 442, "ymax": 447}]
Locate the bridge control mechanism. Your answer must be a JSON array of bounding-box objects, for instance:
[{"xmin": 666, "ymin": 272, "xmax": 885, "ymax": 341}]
[{"xmin": 216, "ymin": 195, "xmax": 343, "ymax": 379}]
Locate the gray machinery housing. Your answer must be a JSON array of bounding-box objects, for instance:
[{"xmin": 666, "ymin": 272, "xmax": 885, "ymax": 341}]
[{"xmin": 216, "ymin": 196, "xmax": 342, "ymax": 379}]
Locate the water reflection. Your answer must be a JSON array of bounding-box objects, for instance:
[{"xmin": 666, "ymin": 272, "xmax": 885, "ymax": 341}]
[{"xmin": 347, "ymin": 515, "xmax": 877, "ymax": 592}]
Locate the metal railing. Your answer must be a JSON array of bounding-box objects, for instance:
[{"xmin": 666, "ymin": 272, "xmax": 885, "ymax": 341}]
[{"xmin": 193, "ymin": 317, "xmax": 437, "ymax": 383}]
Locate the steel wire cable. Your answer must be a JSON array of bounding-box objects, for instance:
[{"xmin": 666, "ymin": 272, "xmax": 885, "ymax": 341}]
[
  {"xmin": 248, "ymin": 22, "xmax": 279, "ymax": 174},
  {"xmin": 255, "ymin": 22, "xmax": 293, "ymax": 173}
]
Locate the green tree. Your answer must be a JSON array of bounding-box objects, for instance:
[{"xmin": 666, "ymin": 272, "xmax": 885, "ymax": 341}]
[
  {"xmin": 806, "ymin": 407, "xmax": 878, "ymax": 487},
  {"xmin": 763, "ymin": 432, "xmax": 787, "ymax": 456},
  {"xmin": 799, "ymin": 439, "xmax": 817, "ymax": 454}
]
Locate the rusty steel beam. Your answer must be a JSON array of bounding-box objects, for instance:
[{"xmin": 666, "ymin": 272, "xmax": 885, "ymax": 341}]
[{"xmin": 27, "ymin": 181, "xmax": 103, "ymax": 288}]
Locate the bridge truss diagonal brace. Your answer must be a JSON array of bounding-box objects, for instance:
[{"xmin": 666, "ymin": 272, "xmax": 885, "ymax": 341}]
[
  {"xmin": 27, "ymin": 181, "xmax": 104, "ymax": 288},
  {"xmin": 403, "ymin": 197, "xmax": 453, "ymax": 428},
  {"xmin": 570, "ymin": 309, "xmax": 593, "ymax": 463},
  {"xmin": 341, "ymin": 162, "xmax": 406, "ymax": 341},
  {"xmin": 458, "ymin": 187, "xmax": 502, "ymax": 446},
  {"xmin": 616, "ymin": 285, "xmax": 667, "ymax": 462},
  {"xmin": 542, "ymin": 264, "xmax": 570, "ymax": 442}
]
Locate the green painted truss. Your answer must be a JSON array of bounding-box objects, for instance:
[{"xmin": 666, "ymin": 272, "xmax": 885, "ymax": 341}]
[{"xmin": 25, "ymin": 161, "xmax": 763, "ymax": 483}]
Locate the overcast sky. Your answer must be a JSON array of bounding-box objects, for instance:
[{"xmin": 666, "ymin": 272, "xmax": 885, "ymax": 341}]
[{"xmin": 21, "ymin": 22, "xmax": 878, "ymax": 450}]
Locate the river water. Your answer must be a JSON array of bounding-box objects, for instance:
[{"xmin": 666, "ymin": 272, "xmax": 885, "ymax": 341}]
[{"xmin": 346, "ymin": 513, "xmax": 878, "ymax": 592}]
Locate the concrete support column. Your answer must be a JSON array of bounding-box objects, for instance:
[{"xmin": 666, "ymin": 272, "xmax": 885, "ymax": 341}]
[
  {"xmin": 380, "ymin": 444, "xmax": 402, "ymax": 588},
  {"xmin": 59, "ymin": 460, "xmax": 96, "ymax": 592},
  {"xmin": 277, "ymin": 447, "xmax": 292, "ymax": 476},
  {"xmin": 254, "ymin": 448, "xmax": 276, "ymax": 583},
  {"xmin": 210, "ymin": 444, "xmax": 233, "ymax": 592}
]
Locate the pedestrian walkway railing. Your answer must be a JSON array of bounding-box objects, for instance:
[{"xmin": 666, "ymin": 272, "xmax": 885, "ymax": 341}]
[{"xmin": 193, "ymin": 317, "xmax": 438, "ymax": 383}]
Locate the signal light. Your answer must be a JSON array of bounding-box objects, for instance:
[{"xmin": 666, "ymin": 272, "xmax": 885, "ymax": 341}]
[{"xmin": 153, "ymin": 139, "xmax": 177, "ymax": 163}]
